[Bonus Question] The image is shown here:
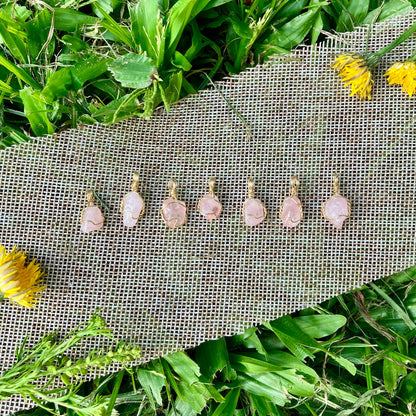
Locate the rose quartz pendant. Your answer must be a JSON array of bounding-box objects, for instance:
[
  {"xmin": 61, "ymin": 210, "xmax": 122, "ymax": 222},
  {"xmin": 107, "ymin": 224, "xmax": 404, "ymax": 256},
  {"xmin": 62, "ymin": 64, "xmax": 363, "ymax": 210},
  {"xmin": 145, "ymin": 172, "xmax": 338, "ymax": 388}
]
[
  {"xmin": 161, "ymin": 179, "xmax": 187, "ymax": 229},
  {"xmin": 280, "ymin": 176, "xmax": 303, "ymax": 228},
  {"xmin": 243, "ymin": 178, "xmax": 267, "ymax": 226},
  {"xmin": 81, "ymin": 190, "xmax": 104, "ymax": 233},
  {"xmin": 120, "ymin": 172, "xmax": 145, "ymax": 227},
  {"xmin": 280, "ymin": 196, "xmax": 303, "ymax": 228},
  {"xmin": 197, "ymin": 178, "xmax": 222, "ymax": 220},
  {"xmin": 322, "ymin": 174, "xmax": 351, "ymax": 230}
]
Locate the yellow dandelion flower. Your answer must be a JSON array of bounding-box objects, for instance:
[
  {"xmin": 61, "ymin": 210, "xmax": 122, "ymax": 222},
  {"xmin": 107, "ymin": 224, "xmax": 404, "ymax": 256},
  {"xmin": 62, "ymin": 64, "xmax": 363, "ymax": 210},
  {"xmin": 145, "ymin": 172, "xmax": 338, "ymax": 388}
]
[
  {"xmin": 0, "ymin": 246, "xmax": 45, "ymax": 308},
  {"xmin": 384, "ymin": 61, "xmax": 416, "ymax": 97},
  {"xmin": 332, "ymin": 53, "xmax": 374, "ymax": 100}
]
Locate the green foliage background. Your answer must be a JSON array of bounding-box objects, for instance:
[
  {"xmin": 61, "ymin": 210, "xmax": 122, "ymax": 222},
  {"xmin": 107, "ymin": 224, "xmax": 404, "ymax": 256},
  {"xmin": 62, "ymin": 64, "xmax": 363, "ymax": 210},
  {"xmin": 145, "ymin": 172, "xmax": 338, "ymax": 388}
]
[
  {"xmin": 1, "ymin": 1, "xmax": 416, "ymax": 415},
  {"xmin": 0, "ymin": 0, "xmax": 414, "ymax": 145}
]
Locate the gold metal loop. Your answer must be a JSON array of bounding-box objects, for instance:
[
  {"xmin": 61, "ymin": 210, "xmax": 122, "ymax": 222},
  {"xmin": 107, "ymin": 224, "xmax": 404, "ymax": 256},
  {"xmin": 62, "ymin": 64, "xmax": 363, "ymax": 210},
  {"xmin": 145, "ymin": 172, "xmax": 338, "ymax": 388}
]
[
  {"xmin": 131, "ymin": 171, "xmax": 140, "ymax": 192},
  {"xmin": 248, "ymin": 178, "xmax": 255, "ymax": 199},
  {"xmin": 168, "ymin": 178, "xmax": 178, "ymax": 199},
  {"xmin": 289, "ymin": 175, "xmax": 300, "ymax": 197},
  {"xmin": 208, "ymin": 177, "xmax": 215, "ymax": 197},
  {"xmin": 86, "ymin": 189, "xmax": 94, "ymax": 206},
  {"xmin": 333, "ymin": 173, "xmax": 340, "ymax": 195}
]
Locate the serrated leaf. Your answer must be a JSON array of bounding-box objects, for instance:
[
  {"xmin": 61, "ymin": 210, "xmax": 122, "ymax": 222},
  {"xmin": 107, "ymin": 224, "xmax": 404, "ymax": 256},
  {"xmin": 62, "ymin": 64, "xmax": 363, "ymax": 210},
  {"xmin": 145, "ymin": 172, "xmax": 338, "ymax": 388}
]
[{"xmin": 108, "ymin": 53, "xmax": 155, "ymax": 89}]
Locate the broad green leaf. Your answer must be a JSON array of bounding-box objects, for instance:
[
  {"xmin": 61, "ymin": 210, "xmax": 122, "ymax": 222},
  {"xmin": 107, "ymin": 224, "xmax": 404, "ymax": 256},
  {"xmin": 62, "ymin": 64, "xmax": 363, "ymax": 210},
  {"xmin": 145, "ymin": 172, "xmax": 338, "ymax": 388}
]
[
  {"xmin": 275, "ymin": 0, "xmax": 308, "ymax": 20},
  {"xmin": 163, "ymin": 351, "xmax": 201, "ymax": 385},
  {"xmin": 172, "ymin": 51, "xmax": 192, "ymax": 71},
  {"xmin": 19, "ymin": 87, "xmax": 54, "ymax": 137},
  {"xmin": 195, "ymin": 337, "xmax": 235, "ymax": 380},
  {"xmin": 42, "ymin": 55, "xmax": 110, "ymax": 102},
  {"xmin": 129, "ymin": 0, "xmax": 160, "ymax": 60},
  {"xmin": 248, "ymin": 393, "xmax": 283, "ymax": 416},
  {"xmin": 229, "ymin": 15, "xmax": 253, "ymax": 39},
  {"xmin": 362, "ymin": 0, "xmax": 413, "ymax": 24},
  {"xmin": 336, "ymin": 0, "xmax": 369, "ymax": 31},
  {"xmin": 229, "ymin": 327, "xmax": 268, "ymax": 357},
  {"xmin": 62, "ymin": 35, "xmax": 90, "ymax": 53},
  {"xmin": 0, "ymin": 53, "xmax": 40, "ymax": 89},
  {"xmin": 71, "ymin": 55, "xmax": 111, "ymax": 89},
  {"xmin": 212, "ymin": 388, "xmax": 240, "ymax": 416},
  {"xmin": 264, "ymin": 319, "xmax": 314, "ymax": 361},
  {"xmin": 95, "ymin": 3, "xmax": 133, "ymax": 48},
  {"xmin": 159, "ymin": 71, "xmax": 183, "ymax": 112},
  {"xmin": 172, "ymin": 381, "xmax": 208, "ymax": 413},
  {"xmin": 293, "ymin": 314, "xmax": 347, "ymax": 338},
  {"xmin": 136, "ymin": 368, "xmax": 165, "ymax": 408},
  {"xmin": 108, "ymin": 53, "xmax": 155, "ymax": 89},
  {"xmin": 326, "ymin": 386, "xmax": 358, "ymax": 403},
  {"xmin": 26, "ymin": 9, "xmax": 55, "ymax": 62},
  {"xmin": 255, "ymin": 370, "xmax": 315, "ymax": 397},
  {"xmin": 229, "ymin": 353, "xmax": 284, "ymax": 373},
  {"xmin": 0, "ymin": 4, "xmax": 32, "ymax": 22},
  {"xmin": 53, "ymin": 8, "xmax": 98, "ymax": 31},
  {"xmin": 383, "ymin": 352, "xmax": 407, "ymax": 395},
  {"xmin": 265, "ymin": 351, "xmax": 319, "ymax": 382},
  {"xmin": 166, "ymin": 0, "xmax": 198, "ymax": 58},
  {"xmin": 337, "ymin": 387, "xmax": 385, "ymax": 416},
  {"xmin": 311, "ymin": 11, "xmax": 323, "ymax": 45},
  {"xmin": 191, "ymin": 0, "xmax": 224, "ymax": 17},
  {"xmin": 42, "ymin": 67, "xmax": 72, "ymax": 102},
  {"xmin": 266, "ymin": 316, "xmax": 356, "ymax": 374},
  {"xmin": 92, "ymin": 0, "xmax": 124, "ymax": 15},
  {"xmin": 0, "ymin": 20, "xmax": 27, "ymax": 63},
  {"xmin": 92, "ymin": 89, "xmax": 145, "ymax": 124},
  {"xmin": 399, "ymin": 372, "xmax": 416, "ymax": 403},
  {"xmin": 236, "ymin": 373, "xmax": 288, "ymax": 405},
  {"xmin": 261, "ymin": 5, "xmax": 322, "ymax": 52}
]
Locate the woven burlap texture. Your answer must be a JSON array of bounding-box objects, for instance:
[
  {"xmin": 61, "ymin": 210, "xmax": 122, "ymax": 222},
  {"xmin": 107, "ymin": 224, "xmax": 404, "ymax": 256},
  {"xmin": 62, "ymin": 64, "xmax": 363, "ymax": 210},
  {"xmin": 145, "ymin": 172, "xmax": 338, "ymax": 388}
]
[{"xmin": 1, "ymin": 11, "xmax": 416, "ymax": 414}]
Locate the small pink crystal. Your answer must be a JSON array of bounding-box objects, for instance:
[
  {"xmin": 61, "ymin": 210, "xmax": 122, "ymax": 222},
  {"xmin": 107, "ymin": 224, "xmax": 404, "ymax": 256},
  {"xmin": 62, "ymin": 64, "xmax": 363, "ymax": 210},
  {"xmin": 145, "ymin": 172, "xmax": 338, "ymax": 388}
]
[
  {"xmin": 280, "ymin": 196, "xmax": 302, "ymax": 228},
  {"xmin": 198, "ymin": 194, "xmax": 222, "ymax": 220},
  {"xmin": 323, "ymin": 195, "xmax": 350, "ymax": 229},
  {"xmin": 161, "ymin": 198, "xmax": 187, "ymax": 229},
  {"xmin": 121, "ymin": 191, "xmax": 144, "ymax": 227},
  {"xmin": 81, "ymin": 206, "xmax": 104, "ymax": 233},
  {"xmin": 243, "ymin": 198, "xmax": 266, "ymax": 227}
]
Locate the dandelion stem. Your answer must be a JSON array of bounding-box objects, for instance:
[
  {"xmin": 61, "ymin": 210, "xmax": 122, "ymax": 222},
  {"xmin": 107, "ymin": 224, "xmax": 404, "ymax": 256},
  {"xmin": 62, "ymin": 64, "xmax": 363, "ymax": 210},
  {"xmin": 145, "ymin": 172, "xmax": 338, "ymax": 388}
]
[{"xmin": 378, "ymin": 21, "xmax": 416, "ymax": 58}]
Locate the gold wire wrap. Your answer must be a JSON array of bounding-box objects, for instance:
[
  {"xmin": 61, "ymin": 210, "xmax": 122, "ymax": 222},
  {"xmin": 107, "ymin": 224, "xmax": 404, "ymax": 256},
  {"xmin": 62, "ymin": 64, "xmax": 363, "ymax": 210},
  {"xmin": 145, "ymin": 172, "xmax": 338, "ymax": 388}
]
[
  {"xmin": 168, "ymin": 178, "xmax": 178, "ymax": 199},
  {"xmin": 86, "ymin": 189, "xmax": 94, "ymax": 207},
  {"xmin": 131, "ymin": 171, "xmax": 140, "ymax": 192},
  {"xmin": 208, "ymin": 177, "xmax": 215, "ymax": 197},
  {"xmin": 248, "ymin": 178, "xmax": 255, "ymax": 199},
  {"xmin": 333, "ymin": 173, "xmax": 340, "ymax": 195},
  {"xmin": 289, "ymin": 175, "xmax": 300, "ymax": 197}
]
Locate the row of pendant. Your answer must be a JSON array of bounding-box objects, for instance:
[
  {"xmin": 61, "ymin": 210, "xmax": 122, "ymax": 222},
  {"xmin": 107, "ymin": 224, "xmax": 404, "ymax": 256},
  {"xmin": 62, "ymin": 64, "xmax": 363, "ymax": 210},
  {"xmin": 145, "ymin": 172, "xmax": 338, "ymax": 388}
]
[{"xmin": 81, "ymin": 175, "xmax": 351, "ymax": 233}]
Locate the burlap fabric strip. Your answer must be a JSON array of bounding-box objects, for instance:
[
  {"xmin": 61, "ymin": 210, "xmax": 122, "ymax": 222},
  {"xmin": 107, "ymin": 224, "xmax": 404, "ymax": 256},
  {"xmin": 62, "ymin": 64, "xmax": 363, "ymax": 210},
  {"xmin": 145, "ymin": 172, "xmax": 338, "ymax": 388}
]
[{"xmin": 1, "ymin": 12, "xmax": 416, "ymax": 414}]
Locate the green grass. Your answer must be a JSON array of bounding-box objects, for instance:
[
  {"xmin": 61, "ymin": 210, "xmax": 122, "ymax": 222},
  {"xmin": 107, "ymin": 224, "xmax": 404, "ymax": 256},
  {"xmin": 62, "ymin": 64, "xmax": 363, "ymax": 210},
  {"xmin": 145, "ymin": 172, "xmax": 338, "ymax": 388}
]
[
  {"xmin": 2, "ymin": 1, "xmax": 416, "ymax": 414},
  {"xmin": 10, "ymin": 266, "xmax": 416, "ymax": 415},
  {"xmin": 0, "ymin": 0, "xmax": 414, "ymax": 145}
]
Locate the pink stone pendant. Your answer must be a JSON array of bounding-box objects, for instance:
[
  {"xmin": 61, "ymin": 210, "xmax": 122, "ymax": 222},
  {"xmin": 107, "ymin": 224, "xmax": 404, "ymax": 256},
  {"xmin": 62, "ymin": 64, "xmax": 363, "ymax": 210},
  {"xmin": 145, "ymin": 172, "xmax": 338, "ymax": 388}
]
[
  {"xmin": 243, "ymin": 178, "xmax": 267, "ymax": 227},
  {"xmin": 197, "ymin": 178, "xmax": 222, "ymax": 220},
  {"xmin": 161, "ymin": 179, "xmax": 187, "ymax": 229},
  {"xmin": 81, "ymin": 189, "xmax": 104, "ymax": 233},
  {"xmin": 120, "ymin": 172, "xmax": 145, "ymax": 227},
  {"xmin": 280, "ymin": 176, "xmax": 303, "ymax": 228},
  {"xmin": 322, "ymin": 174, "xmax": 351, "ymax": 230}
]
